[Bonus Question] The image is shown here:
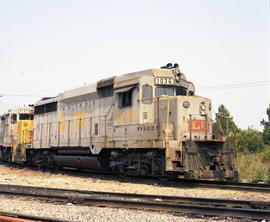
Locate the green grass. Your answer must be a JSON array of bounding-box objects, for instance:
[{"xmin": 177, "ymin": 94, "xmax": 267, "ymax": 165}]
[{"xmin": 236, "ymin": 151, "xmax": 270, "ymax": 183}]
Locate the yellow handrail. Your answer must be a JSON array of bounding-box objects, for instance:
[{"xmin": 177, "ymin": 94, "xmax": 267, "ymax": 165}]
[
  {"xmin": 179, "ymin": 113, "xmax": 189, "ymax": 164},
  {"xmin": 165, "ymin": 97, "xmax": 170, "ymax": 159}
]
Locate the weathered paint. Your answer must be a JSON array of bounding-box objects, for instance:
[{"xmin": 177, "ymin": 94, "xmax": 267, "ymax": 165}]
[{"xmin": 0, "ymin": 65, "xmax": 236, "ymax": 179}]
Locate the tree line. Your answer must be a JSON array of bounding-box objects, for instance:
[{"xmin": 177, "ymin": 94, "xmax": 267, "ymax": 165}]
[{"xmin": 217, "ymin": 104, "xmax": 270, "ymax": 155}]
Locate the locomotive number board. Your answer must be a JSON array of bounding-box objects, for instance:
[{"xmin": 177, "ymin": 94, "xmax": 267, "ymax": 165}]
[{"xmin": 154, "ymin": 77, "xmax": 174, "ymax": 85}]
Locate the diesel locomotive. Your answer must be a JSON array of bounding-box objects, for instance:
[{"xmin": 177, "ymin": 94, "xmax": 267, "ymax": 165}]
[{"xmin": 0, "ymin": 63, "xmax": 238, "ymax": 179}]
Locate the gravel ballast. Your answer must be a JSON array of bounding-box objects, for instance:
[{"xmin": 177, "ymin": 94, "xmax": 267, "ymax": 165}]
[
  {"xmin": 0, "ymin": 164, "xmax": 269, "ymax": 221},
  {"xmin": 0, "ymin": 195, "xmax": 227, "ymax": 222}
]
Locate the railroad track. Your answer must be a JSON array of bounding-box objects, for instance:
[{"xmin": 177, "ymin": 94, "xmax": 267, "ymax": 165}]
[
  {"xmin": 0, "ymin": 211, "xmax": 70, "ymax": 222},
  {"xmin": 48, "ymin": 167, "xmax": 270, "ymax": 193},
  {"xmin": 177, "ymin": 179, "xmax": 270, "ymax": 193},
  {"xmin": 3, "ymin": 163, "xmax": 270, "ymax": 193},
  {"xmin": 0, "ymin": 184, "xmax": 269, "ymax": 220}
]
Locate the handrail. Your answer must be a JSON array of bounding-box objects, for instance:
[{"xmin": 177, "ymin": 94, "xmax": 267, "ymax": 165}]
[
  {"xmin": 165, "ymin": 97, "xmax": 170, "ymax": 159},
  {"xmin": 179, "ymin": 113, "xmax": 189, "ymax": 164}
]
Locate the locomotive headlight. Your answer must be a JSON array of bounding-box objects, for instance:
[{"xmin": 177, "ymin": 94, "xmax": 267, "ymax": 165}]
[
  {"xmin": 175, "ymin": 72, "xmax": 181, "ymax": 83},
  {"xmin": 200, "ymin": 102, "xmax": 207, "ymax": 116}
]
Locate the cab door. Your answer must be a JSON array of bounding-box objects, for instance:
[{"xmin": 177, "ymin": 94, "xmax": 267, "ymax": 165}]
[
  {"xmin": 10, "ymin": 113, "xmax": 19, "ymax": 162},
  {"xmin": 141, "ymin": 84, "xmax": 154, "ymax": 124}
]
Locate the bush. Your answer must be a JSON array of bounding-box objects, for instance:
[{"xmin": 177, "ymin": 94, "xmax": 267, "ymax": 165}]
[
  {"xmin": 236, "ymin": 152, "xmax": 269, "ymax": 183},
  {"xmin": 262, "ymin": 127, "xmax": 270, "ymax": 145},
  {"xmin": 268, "ymin": 167, "xmax": 270, "ymax": 183},
  {"xmin": 262, "ymin": 145, "xmax": 270, "ymax": 162}
]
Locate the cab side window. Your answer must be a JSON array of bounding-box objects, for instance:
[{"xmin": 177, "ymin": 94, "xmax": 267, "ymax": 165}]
[
  {"xmin": 142, "ymin": 85, "xmax": 153, "ymax": 104},
  {"xmin": 119, "ymin": 90, "xmax": 132, "ymax": 108},
  {"xmin": 176, "ymin": 87, "xmax": 186, "ymax": 96}
]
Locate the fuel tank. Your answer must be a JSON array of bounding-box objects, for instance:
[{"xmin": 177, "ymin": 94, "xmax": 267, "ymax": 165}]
[{"xmin": 53, "ymin": 155, "xmax": 101, "ymax": 169}]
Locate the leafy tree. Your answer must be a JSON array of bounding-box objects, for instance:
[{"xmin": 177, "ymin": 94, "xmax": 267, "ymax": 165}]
[
  {"xmin": 217, "ymin": 104, "xmax": 239, "ymax": 135},
  {"xmin": 261, "ymin": 104, "xmax": 270, "ymax": 145},
  {"xmin": 236, "ymin": 128, "xmax": 264, "ymax": 153},
  {"xmin": 261, "ymin": 104, "xmax": 270, "ymax": 128},
  {"xmin": 215, "ymin": 104, "xmax": 264, "ymax": 153},
  {"xmin": 262, "ymin": 127, "xmax": 270, "ymax": 145},
  {"xmin": 214, "ymin": 104, "xmax": 239, "ymax": 147}
]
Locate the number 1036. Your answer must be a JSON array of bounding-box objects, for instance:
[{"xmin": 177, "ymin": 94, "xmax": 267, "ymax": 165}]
[{"xmin": 115, "ymin": 110, "xmax": 137, "ymax": 124}]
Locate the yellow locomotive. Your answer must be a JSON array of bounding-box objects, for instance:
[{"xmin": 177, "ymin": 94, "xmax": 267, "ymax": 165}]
[{"xmin": 0, "ymin": 106, "xmax": 33, "ymax": 162}]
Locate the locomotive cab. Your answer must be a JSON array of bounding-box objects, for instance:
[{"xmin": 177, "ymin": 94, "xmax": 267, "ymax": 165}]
[
  {"xmin": 0, "ymin": 106, "xmax": 34, "ymax": 163},
  {"xmin": 147, "ymin": 65, "xmax": 236, "ymax": 179}
]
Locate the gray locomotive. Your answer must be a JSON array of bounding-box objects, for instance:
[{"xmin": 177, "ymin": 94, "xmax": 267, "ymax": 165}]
[{"xmin": 0, "ymin": 63, "xmax": 237, "ymax": 179}]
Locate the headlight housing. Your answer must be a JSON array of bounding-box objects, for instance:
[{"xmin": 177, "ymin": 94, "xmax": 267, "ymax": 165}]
[{"xmin": 200, "ymin": 102, "xmax": 206, "ymax": 116}]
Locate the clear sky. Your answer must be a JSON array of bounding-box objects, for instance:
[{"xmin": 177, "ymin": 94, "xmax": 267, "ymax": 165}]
[{"xmin": 0, "ymin": 0, "xmax": 269, "ymax": 130}]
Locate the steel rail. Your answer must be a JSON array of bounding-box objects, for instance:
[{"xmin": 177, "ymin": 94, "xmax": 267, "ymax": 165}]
[
  {"xmin": 0, "ymin": 211, "xmax": 71, "ymax": 222},
  {"xmin": 0, "ymin": 183, "xmax": 269, "ymax": 210},
  {"xmin": 178, "ymin": 179, "xmax": 270, "ymax": 193},
  {"xmin": 2, "ymin": 162, "xmax": 270, "ymax": 193},
  {"xmin": 0, "ymin": 184, "xmax": 269, "ymax": 220},
  {"xmin": 57, "ymin": 168, "xmax": 270, "ymax": 193},
  {"xmin": 45, "ymin": 166, "xmax": 270, "ymax": 193}
]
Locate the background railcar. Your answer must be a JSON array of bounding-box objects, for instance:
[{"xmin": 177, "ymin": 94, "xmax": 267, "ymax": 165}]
[
  {"xmin": 0, "ymin": 64, "xmax": 238, "ymax": 179},
  {"xmin": 0, "ymin": 106, "xmax": 33, "ymax": 162}
]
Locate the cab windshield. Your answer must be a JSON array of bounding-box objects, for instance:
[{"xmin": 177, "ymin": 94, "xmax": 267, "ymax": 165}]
[
  {"xmin": 155, "ymin": 86, "xmax": 187, "ymax": 97},
  {"xmin": 155, "ymin": 86, "xmax": 174, "ymax": 97},
  {"xmin": 19, "ymin": 114, "xmax": 34, "ymax": 120}
]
